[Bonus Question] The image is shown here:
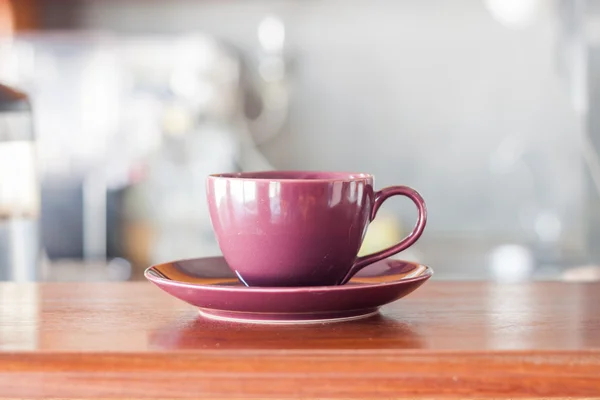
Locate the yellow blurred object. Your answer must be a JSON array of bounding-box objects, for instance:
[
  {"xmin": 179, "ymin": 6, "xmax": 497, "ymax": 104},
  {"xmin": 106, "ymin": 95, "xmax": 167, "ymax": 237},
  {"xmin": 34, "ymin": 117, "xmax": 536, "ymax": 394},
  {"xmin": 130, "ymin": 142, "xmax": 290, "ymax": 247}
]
[
  {"xmin": 358, "ymin": 211, "xmax": 404, "ymax": 256},
  {"xmin": 162, "ymin": 104, "xmax": 192, "ymax": 137}
]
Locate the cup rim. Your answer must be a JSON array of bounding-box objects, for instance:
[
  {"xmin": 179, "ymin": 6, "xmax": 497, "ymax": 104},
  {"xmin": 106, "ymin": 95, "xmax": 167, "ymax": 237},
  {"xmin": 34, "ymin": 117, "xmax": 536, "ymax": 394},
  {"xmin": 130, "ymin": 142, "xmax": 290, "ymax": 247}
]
[{"xmin": 208, "ymin": 170, "xmax": 373, "ymax": 183}]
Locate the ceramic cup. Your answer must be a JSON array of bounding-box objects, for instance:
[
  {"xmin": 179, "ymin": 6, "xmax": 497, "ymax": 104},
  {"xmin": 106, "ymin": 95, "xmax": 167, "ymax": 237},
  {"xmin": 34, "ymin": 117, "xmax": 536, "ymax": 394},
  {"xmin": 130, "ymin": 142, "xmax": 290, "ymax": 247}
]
[{"xmin": 206, "ymin": 171, "xmax": 427, "ymax": 287}]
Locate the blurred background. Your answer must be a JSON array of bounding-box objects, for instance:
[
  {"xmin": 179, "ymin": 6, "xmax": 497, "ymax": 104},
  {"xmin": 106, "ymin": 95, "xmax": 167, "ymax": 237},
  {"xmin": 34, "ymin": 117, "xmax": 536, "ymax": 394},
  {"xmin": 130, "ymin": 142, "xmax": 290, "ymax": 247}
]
[{"xmin": 0, "ymin": 0, "xmax": 599, "ymax": 283}]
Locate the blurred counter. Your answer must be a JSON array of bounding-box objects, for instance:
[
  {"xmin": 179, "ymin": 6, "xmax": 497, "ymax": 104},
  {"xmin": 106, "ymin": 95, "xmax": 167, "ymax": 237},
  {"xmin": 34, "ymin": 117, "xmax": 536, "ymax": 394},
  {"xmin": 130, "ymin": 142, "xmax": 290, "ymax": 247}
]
[{"xmin": 42, "ymin": 234, "xmax": 600, "ymax": 283}]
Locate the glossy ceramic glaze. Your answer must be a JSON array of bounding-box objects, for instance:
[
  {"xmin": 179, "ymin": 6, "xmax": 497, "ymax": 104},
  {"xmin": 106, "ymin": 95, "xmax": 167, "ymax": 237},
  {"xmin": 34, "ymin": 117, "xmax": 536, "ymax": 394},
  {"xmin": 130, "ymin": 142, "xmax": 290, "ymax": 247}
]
[
  {"xmin": 145, "ymin": 256, "xmax": 433, "ymax": 323},
  {"xmin": 206, "ymin": 171, "xmax": 427, "ymax": 287}
]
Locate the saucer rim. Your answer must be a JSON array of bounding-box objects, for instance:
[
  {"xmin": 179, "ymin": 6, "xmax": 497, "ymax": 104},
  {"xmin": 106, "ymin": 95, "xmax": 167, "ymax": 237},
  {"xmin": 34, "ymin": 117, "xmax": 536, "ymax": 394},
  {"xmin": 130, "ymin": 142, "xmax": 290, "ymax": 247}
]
[{"xmin": 144, "ymin": 256, "xmax": 434, "ymax": 293}]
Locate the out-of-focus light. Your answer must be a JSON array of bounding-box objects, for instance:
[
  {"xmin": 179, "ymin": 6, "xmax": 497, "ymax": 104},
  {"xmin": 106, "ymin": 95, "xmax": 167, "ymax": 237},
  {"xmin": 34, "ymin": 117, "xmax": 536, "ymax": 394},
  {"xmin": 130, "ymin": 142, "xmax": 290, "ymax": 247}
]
[
  {"xmin": 488, "ymin": 244, "xmax": 534, "ymax": 283},
  {"xmin": 79, "ymin": 50, "xmax": 119, "ymax": 159},
  {"xmin": 484, "ymin": 0, "xmax": 540, "ymax": 29},
  {"xmin": 258, "ymin": 15, "xmax": 285, "ymax": 53},
  {"xmin": 0, "ymin": 141, "xmax": 39, "ymax": 217},
  {"xmin": 107, "ymin": 257, "xmax": 132, "ymax": 281},
  {"xmin": 0, "ymin": 0, "xmax": 13, "ymax": 36},
  {"xmin": 562, "ymin": 265, "xmax": 600, "ymax": 282},
  {"xmin": 170, "ymin": 68, "xmax": 198, "ymax": 97},
  {"xmin": 0, "ymin": 0, "xmax": 15, "ymax": 83},
  {"xmin": 161, "ymin": 104, "xmax": 192, "ymax": 137},
  {"xmin": 173, "ymin": 35, "xmax": 216, "ymax": 74},
  {"xmin": 169, "ymin": 35, "xmax": 218, "ymax": 105},
  {"xmin": 170, "ymin": 70, "xmax": 214, "ymax": 105}
]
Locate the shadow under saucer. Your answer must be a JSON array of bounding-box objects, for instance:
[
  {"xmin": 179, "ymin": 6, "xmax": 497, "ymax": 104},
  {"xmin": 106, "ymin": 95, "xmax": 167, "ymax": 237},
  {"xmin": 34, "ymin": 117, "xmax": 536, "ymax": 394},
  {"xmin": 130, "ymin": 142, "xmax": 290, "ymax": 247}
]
[{"xmin": 149, "ymin": 312, "xmax": 425, "ymax": 350}]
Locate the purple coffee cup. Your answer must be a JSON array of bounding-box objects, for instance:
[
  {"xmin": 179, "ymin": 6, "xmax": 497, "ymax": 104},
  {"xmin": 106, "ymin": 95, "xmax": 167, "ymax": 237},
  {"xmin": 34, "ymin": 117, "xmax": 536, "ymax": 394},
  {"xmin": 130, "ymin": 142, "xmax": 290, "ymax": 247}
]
[{"xmin": 206, "ymin": 171, "xmax": 427, "ymax": 287}]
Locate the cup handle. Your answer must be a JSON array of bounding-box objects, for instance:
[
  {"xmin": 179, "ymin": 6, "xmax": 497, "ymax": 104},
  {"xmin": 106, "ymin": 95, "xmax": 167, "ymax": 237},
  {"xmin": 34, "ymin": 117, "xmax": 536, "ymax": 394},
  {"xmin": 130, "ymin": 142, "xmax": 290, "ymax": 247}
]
[{"xmin": 339, "ymin": 186, "xmax": 427, "ymax": 285}]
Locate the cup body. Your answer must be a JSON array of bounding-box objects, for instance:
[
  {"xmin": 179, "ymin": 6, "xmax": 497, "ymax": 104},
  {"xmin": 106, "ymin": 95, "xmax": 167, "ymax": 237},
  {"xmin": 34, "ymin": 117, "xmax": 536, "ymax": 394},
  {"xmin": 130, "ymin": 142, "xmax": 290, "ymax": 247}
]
[{"xmin": 206, "ymin": 171, "xmax": 374, "ymax": 287}]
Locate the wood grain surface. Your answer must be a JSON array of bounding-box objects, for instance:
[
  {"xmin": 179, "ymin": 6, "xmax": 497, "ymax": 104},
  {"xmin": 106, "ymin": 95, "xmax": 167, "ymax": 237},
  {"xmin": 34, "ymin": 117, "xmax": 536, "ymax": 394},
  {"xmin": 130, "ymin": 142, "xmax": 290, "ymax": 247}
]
[{"xmin": 0, "ymin": 281, "xmax": 598, "ymax": 398}]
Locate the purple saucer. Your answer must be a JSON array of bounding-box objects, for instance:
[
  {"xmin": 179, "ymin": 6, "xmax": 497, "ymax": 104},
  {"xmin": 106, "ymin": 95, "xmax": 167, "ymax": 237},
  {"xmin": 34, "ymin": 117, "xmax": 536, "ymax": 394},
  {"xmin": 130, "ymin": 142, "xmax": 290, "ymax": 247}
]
[{"xmin": 145, "ymin": 257, "xmax": 433, "ymax": 324}]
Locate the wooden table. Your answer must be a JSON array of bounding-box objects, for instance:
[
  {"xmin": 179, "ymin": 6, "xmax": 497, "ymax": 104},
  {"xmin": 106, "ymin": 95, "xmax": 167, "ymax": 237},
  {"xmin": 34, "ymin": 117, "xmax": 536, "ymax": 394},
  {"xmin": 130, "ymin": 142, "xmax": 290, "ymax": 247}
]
[{"xmin": 0, "ymin": 281, "xmax": 598, "ymax": 398}]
